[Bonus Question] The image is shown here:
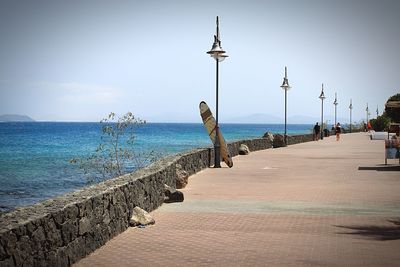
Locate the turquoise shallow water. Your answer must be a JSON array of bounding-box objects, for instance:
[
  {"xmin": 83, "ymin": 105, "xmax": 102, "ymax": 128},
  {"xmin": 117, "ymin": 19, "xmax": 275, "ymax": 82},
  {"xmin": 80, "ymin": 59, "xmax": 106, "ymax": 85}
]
[{"xmin": 0, "ymin": 122, "xmax": 312, "ymax": 212}]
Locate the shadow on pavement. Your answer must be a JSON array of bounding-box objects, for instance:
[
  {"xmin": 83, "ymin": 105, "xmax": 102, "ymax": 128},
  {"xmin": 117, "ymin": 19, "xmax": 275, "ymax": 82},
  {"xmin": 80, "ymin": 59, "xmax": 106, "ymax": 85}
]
[
  {"xmin": 358, "ymin": 165, "xmax": 400, "ymax": 171},
  {"xmin": 335, "ymin": 219, "xmax": 400, "ymax": 241}
]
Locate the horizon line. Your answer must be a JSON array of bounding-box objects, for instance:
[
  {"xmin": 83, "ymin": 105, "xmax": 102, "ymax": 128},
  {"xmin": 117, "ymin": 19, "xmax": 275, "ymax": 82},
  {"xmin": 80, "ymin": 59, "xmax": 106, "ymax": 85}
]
[{"xmin": 0, "ymin": 120, "xmax": 365, "ymax": 125}]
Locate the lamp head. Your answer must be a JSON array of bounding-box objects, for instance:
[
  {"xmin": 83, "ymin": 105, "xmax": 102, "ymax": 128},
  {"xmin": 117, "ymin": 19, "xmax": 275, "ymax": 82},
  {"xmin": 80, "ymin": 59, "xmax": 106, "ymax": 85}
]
[
  {"xmin": 207, "ymin": 17, "xmax": 228, "ymax": 62},
  {"xmin": 280, "ymin": 66, "xmax": 291, "ymax": 90},
  {"xmin": 207, "ymin": 37, "xmax": 228, "ymax": 61},
  {"xmin": 207, "ymin": 36, "xmax": 225, "ymax": 54},
  {"xmin": 319, "ymin": 84, "xmax": 326, "ymax": 100},
  {"xmin": 280, "ymin": 78, "xmax": 290, "ymax": 90},
  {"xmin": 333, "ymin": 92, "xmax": 338, "ymax": 105}
]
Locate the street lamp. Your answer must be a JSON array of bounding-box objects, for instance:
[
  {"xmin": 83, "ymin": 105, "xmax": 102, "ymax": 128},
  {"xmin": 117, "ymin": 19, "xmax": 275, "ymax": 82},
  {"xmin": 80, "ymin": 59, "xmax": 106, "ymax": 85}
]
[
  {"xmin": 349, "ymin": 99, "xmax": 353, "ymax": 133},
  {"xmin": 207, "ymin": 16, "xmax": 228, "ymax": 168},
  {"xmin": 366, "ymin": 103, "xmax": 369, "ymax": 125},
  {"xmin": 280, "ymin": 66, "xmax": 291, "ymax": 145},
  {"xmin": 333, "ymin": 92, "xmax": 338, "ymax": 126},
  {"xmin": 319, "ymin": 84, "xmax": 326, "ymax": 140}
]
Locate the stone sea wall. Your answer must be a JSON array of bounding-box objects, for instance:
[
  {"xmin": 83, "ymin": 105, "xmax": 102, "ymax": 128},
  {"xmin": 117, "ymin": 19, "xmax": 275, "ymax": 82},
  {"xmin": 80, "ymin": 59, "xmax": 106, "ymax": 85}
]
[
  {"xmin": 287, "ymin": 134, "xmax": 314, "ymax": 145},
  {"xmin": 0, "ymin": 134, "xmax": 310, "ymax": 267}
]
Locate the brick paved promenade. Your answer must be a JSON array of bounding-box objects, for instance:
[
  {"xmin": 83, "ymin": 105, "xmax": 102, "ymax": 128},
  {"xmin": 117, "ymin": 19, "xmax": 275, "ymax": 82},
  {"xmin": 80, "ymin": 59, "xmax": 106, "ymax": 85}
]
[{"xmin": 75, "ymin": 133, "xmax": 400, "ymax": 266}]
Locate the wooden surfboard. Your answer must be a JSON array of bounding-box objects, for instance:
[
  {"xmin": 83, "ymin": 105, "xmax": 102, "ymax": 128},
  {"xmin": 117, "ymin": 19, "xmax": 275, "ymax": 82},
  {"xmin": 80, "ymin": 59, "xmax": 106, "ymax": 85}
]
[{"xmin": 199, "ymin": 101, "xmax": 233, "ymax": 168}]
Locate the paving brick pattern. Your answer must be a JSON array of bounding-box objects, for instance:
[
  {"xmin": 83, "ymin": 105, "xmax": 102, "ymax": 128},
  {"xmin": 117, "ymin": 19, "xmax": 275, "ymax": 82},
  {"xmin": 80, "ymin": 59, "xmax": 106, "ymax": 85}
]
[{"xmin": 75, "ymin": 133, "xmax": 400, "ymax": 266}]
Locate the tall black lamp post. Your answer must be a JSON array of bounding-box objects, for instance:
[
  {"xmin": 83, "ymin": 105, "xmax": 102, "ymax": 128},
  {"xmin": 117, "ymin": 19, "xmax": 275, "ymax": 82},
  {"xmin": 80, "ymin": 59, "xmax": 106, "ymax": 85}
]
[
  {"xmin": 349, "ymin": 99, "xmax": 353, "ymax": 133},
  {"xmin": 280, "ymin": 66, "xmax": 291, "ymax": 145},
  {"xmin": 207, "ymin": 16, "xmax": 228, "ymax": 168},
  {"xmin": 366, "ymin": 103, "xmax": 369, "ymax": 125},
  {"xmin": 319, "ymin": 84, "xmax": 326, "ymax": 140},
  {"xmin": 333, "ymin": 92, "xmax": 338, "ymax": 126}
]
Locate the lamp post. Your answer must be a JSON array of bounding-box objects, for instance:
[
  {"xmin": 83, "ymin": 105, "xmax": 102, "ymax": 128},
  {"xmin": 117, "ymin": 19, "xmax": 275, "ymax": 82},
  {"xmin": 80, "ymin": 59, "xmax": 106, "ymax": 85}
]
[
  {"xmin": 280, "ymin": 66, "xmax": 291, "ymax": 145},
  {"xmin": 366, "ymin": 103, "xmax": 369, "ymax": 124},
  {"xmin": 207, "ymin": 16, "xmax": 228, "ymax": 168},
  {"xmin": 349, "ymin": 99, "xmax": 353, "ymax": 133},
  {"xmin": 319, "ymin": 84, "xmax": 326, "ymax": 140},
  {"xmin": 333, "ymin": 92, "xmax": 338, "ymax": 126}
]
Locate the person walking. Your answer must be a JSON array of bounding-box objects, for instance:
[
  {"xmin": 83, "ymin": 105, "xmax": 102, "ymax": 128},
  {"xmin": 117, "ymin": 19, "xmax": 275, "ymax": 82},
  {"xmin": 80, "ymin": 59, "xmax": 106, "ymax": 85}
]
[
  {"xmin": 335, "ymin": 122, "xmax": 342, "ymax": 141},
  {"xmin": 367, "ymin": 121, "xmax": 372, "ymax": 131},
  {"xmin": 313, "ymin": 122, "xmax": 321, "ymax": 141}
]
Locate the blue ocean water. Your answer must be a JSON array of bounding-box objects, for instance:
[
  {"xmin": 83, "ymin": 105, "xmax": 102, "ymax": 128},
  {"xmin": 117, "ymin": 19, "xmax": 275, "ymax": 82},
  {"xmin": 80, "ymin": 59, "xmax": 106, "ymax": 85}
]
[{"xmin": 0, "ymin": 122, "xmax": 312, "ymax": 212}]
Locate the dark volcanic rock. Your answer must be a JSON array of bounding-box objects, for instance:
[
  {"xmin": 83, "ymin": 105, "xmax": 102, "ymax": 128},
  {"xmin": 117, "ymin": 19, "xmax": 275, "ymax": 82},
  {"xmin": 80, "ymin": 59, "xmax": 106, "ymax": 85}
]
[{"xmin": 164, "ymin": 185, "xmax": 184, "ymax": 203}]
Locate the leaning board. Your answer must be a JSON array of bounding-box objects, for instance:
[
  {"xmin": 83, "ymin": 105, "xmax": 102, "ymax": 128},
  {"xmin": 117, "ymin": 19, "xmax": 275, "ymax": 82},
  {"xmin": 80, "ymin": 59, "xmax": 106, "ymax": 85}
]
[{"xmin": 199, "ymin": 101, "xmax": 233, "ymax": 168}]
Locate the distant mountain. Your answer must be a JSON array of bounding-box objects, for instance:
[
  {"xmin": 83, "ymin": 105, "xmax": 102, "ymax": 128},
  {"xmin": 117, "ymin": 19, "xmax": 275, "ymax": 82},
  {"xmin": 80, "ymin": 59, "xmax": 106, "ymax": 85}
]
[{"xmin": 0, "ymin": 114, "xmax": 35, "ymax": 122}]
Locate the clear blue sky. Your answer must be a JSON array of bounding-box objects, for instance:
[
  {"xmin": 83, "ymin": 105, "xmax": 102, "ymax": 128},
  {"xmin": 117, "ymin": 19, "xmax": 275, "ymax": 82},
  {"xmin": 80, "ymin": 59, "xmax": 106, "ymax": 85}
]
[{"xmin": 0, "ymin": 0, "xmax": 399, "ymax": 123}]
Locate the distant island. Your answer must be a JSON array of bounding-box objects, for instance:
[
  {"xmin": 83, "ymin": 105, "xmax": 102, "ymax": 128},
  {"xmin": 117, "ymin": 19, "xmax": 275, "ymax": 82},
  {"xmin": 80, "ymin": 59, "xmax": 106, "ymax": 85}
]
[{"xmin": 0, "ymin": 114, "xmax": 35, "ymax": 122}]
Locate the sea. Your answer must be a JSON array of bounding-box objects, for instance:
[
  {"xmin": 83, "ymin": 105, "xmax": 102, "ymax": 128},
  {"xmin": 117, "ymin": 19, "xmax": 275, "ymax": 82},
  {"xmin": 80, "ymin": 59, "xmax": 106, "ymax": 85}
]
[{"xmin": 0, "ymin": 122, "xmax": 312, "ymax": 213}]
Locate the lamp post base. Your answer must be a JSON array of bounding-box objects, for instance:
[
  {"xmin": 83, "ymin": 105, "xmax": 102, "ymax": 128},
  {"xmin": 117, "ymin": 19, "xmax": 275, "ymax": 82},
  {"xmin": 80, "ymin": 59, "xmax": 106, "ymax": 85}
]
[
  {"xmin": 214, "ymin": 145, "xmax": 221, "ymax": 168},
  {"xmin": 214, "ymin": 127, "xmax": 221, "ymax": 168}
]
